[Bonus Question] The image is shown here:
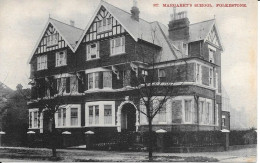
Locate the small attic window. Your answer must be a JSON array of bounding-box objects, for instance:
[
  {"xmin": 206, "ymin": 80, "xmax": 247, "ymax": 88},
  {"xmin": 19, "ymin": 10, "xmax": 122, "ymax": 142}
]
[{"xmin": 46, "ymin": 33, "xmax": 58, "ymax": 47}]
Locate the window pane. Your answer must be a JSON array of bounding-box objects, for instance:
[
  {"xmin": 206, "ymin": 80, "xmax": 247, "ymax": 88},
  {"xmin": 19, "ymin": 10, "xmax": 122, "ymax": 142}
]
[
  {"xmin": 71, "ymin": 108, "xmax": 78, "ymax": 126},
  {"xmin": 89, "ymin": 73, "xmax": 93, "ymax": 89},
  {"xmin": 185, "ymin": 100, "xmax": 191, "ymax": 122},
  {"xmin": 34, "ymin": 112, "xmax": 38, "ymax": 127},
  {"xmin": 58, "ymin": 109, "xmax": 62, "ymax": 126},
  {"xmin": 89, "ymin": 106, "xmax": 93, "ymax": 124},
  {"xmin": 62, "ymin": 108, "xmax": 66, "ymax": 126},
  {"xmin": 103, "ymin": 71, "xmax": 112, "ymax": 88},
  {"xmin": 95, "ymin": 106, "xmax": 99, "ymax": 124},
  {"xmin": 158, "ymin": 103, "xmax": 166, "ymax": 122},
  {"xmin": 95, "ymin": 73, "xmax": 99, "ymax": 88},
  {"xmin": 104, "ymin": 105, "xmax": 112, "ymax": 124}
]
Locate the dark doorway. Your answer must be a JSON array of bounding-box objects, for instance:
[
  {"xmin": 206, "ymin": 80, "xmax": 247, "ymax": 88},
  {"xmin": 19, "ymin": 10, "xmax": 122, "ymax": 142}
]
[{"xmin": 121, "ymin": 103, "xmax": 136, "ymax": 132}]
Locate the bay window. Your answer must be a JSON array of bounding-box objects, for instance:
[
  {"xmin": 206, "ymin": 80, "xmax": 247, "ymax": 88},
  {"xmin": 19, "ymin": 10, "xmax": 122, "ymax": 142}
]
[{"xmin": 110, "ymin": 36, "xmax": 125, "ymax": 55}]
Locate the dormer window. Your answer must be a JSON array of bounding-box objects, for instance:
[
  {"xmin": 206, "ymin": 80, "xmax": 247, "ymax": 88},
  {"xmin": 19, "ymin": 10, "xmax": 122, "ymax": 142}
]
[
  {"xmin": 86, "ymin": 42, "xmax": 99, "ymax": 60},
  {"xmin": 56, "ymin": 50, "xmax": 67, "ymax": 67},
  {"xmin": 46, "ymin": 34, "xmax": 58, "ymax": 47},
  {"xmin": 97, "ymin": 17, "xmax": 112, "ymax": 33}
]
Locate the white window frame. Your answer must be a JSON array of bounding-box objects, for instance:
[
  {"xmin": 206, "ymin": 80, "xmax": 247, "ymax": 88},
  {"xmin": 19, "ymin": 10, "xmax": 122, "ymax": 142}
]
[
  {"xmin": 46, "ymin": 33, "xmax": 58, "ymax": 47},
  {"xmin": 97, "ymin": 18, "xmax": 112, "ymax": 33},
  {"xmin": 215, "ymin": 104, "xmax": 219, "ymax": 126},
  {"xmin": 86, "ymin": 42, "xmax": 99, "ymax": 60},
  {"xmin": 56, "ymin": 50, "xmax": 67, "ymax": 67},
  {"xmin": 55, "ymin": 104, "xmax": 81, "ymax": 128},
  {"xmin": 37, "ymin": 55, "xmax": 47, "ymax": 71},
  {"xmin": 29, "ymin": 108, "xmax": 43, "ymax": 129},
  {"xmin": 57, "ymin": 107, "xmax": 67, "ymax": 127},
  {"xmin": 85, "ymin": 101, "xmax": 115, "ymax": 127},
  {"xmin": 110, "ymin": 36, "xmax": 125, "ymax": 56},
  {"xmin": 88, "ymin": 72, "xmax": 99, "ymax": 90}
]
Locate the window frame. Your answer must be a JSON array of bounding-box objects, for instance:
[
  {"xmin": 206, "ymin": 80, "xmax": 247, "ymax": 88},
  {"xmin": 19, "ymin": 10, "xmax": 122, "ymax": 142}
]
[
  {"xmin": 55, "ymin": 50, "xmax": 67, "ymax": 67},
  {"xmin": 209, "ymin": 49, "xmax": 215, "ymax": 63},
  {"xmin": 88, "ymin": 72, "xmax": 100, "ymax": 90},
  {"xmin": 55, "ymin": 105, "xmax": 81, "ymax": 128},
  {"xmin": 46, "ymin": 33, "xmax": 58, "ymax": 47},
  {"xmin": 209, "ymin": 68, "xmax": 213, "ymax": 87},
  {"xmin": 86, "ymin": 42, "xmax": 100, "ymax": 60},
  {"xmin": 158, "ymin": 69, "xmax": 166, "ymax": 82},
  {"xmin": 110, "ymin": 36, "xmax": 125, "ymax": 56},
  {"xmin": 37, "ymin": 55, "xmax": 47, "ymax": 71},
  {"xmin": 184, "ymin": 100, "xmax": 192, "ymax": 123},
  {"xmin": 195, "ymin": 63, "xmax": 202, "ymax": 84},
  {"xmin": 85, "ymin": 101, "xmax": 115, "ymax": 127},
  {"xmin": 97, "ymin": 18, "xmax": 112, "ymax": 33}
]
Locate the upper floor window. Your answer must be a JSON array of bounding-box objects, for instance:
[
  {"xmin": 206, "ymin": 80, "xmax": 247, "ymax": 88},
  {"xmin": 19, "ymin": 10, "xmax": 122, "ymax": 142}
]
[
  {"xmin": 97, "ymin": 17, "xmax": 112, "ymax": 33},
  {"xmin": 37, "ymin": 55, "xmax": 47, "ymax": 70},
  {"xmin": 158, "ymin": 69, "xmax": 166, "ymax": 82},
  {"xmin": 195, "ymin": 64, "xmax": 202, "ymax": 84},
  {"xmin": 56, "ymin": 51, "xmax": 67, "ymax": 67},
  {"xmin": 103, "ymin": 71, "xmax": 112, "ymax": 88},
  {"xmin": 209, "ymin": 49, "xmax": 215, "ymax": 63},
  {"xmin": 209, "ymin": 68, "xmax": 213, "ymax": 87},
  {"xmin": 86, "ymin": 42, "xmax": 99, "ymax": 60},
  {"xmin": 88, "ymin": 72, "xmax": 99, "ymax": 89},
  {"xmin": 110, "ymin": 36, "xmax": 125, "ymax": 55},
  {"xmin": 47, "ymin": 34, "xmax": 58, "ymax": 47}
]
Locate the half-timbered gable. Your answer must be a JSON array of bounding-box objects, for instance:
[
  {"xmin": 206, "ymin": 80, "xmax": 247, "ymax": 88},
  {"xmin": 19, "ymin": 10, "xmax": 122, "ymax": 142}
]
[{"xmin": 82, "ymin": 6, "xmax": 126, "ymax": 43}]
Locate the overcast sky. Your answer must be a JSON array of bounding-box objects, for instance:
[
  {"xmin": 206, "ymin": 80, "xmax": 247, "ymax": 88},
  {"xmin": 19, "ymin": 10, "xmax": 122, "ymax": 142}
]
[{"xmin": 0, "ymin": 0, "xmax": 257, "ymax": 127}]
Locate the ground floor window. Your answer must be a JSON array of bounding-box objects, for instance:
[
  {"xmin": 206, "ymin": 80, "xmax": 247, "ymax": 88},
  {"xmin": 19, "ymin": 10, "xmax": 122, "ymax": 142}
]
[
  {"xmin": 85, "ymin": 101, "xmax": 115, "ymax": 126},
  {"xmin": 29, "ymin": 109, "xmax": 42, "ymax": 129},
  {"xmin": 55, "ymin": 105, "xmax": 81, "ymax": 128}
]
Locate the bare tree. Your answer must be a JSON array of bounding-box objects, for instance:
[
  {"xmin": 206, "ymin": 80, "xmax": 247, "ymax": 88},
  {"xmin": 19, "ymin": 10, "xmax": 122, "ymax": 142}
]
[
  {"xmin": 126, "ymin": 26, "xmax": 188, "ymax": 161},
  {"xmin": 29, "ymin": 72, "xmax": 81, "ymax": 158}
]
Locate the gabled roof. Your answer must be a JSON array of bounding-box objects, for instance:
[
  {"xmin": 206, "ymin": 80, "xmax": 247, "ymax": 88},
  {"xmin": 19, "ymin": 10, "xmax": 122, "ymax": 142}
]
[
  {"xmin": 28, "ymin": 18, "xmax": 84, "ymax": 64},
  {"xmin": 50, "ymin": 18, "xmax": 84, "ymax": 48},
  {"xmin": 189, "ymin": 19, "xmax": 215, "ymax": 42},
  {"xmin": 75, "ymin": 1, "xmax": 182, "ymax": 61},
  {"xmin": 189, "ymin": 19, "xmax": 223, "ymax": 50}
]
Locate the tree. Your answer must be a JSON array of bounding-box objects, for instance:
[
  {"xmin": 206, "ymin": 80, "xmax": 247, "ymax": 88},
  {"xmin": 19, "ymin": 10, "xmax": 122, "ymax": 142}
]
[
  {"xmin": 125, "ymin": 26, "xmax": 188, "ymax": 161},
  {"xmin": 29, "ymin": 73, "xmax": 81, "ymax": 158}
]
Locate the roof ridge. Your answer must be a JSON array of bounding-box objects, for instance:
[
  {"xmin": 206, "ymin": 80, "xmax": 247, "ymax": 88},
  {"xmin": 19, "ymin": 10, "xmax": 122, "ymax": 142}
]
[
  {"xmin": 101, "ymin": 1, "xmax": 151, "ymax": 23},
  {"xmin": 49, "ymin": 17, "xmax": 84, "ymax": 31},
  {"xmin": 190, "ymin": 18, "xmax": 215, "ymax": 26}
]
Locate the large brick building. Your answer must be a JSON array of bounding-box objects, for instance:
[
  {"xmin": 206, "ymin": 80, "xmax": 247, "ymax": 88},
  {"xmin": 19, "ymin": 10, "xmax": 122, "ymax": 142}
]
[{"xmin": 27, "ymin": 1, "xmax": 224, "ymax": 135}]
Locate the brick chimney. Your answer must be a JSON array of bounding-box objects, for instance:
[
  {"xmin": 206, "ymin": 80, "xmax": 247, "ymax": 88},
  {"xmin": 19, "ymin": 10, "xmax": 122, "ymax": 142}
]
[
  {"xmin": 131, "ymin": 0, "xmax": 140, "ymax": 21},
  {"xmin": 168, "ymin": 9, "xmax": 190, "ymax": 41}
]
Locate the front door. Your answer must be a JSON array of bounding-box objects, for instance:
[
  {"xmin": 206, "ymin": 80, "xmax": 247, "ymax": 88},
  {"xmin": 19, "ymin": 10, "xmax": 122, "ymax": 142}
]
[{"xmin": 121, "ymin": 103, "xmax": 136, "ymax": 131}]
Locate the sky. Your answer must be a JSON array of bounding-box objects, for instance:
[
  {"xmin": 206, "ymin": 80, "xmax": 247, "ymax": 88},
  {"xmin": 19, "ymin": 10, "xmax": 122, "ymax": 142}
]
[{"xmin": 0, "ymin": 0, "xmax": 257, "ymax": 127}]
